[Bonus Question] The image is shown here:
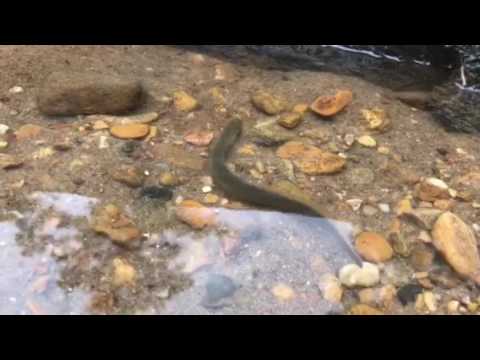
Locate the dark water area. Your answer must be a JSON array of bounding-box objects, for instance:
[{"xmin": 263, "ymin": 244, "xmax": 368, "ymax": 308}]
[{"xmin": 177, "ymin": 45, "xmax": 458, "ymax": 91}]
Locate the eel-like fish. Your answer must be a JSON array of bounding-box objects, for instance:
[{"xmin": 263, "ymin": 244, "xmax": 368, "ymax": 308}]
[{"xmin": 210, "ymin": 118, "xmax": 363, "ymax": 266}]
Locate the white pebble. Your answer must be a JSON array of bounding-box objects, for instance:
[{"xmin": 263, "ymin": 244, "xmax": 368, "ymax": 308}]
[
  {"xmin": 202, "ymin": 186, "xmax": 212, "ymax": 193},
  {"xmin": 0, "ymin": 124, "xmax": 9, "ymax": 135},
  {"xmin": 378, "ymin": 203, "xmax": 391, "ymax": 213},
  {"xmin": 175, "ymin": 196, "xmax": 184, "ymax": 205},
  {"xmin": 9, "ymin": 86, "xmax": 24, "ymax": 94},
  {"xmin": 98, "ymin": 136, "xmax": 109, "ymax": 149},
  {"xmin": 426, "ymin": 177, "xmax": 449, "ymax": 190},
  {"xmin": 339, "ymin": 262, "xmax": 380, "ymax": 288},
  {"xmin": 346, "ymin": 199, "xmax": 363, "ymax": 212}
]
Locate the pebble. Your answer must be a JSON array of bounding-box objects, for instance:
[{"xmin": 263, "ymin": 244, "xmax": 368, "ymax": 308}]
[
  {"xmin": 382, "ymin": 162, "xmax": 420, "ymax": 186},
  {"xmin": 110, "ymin": 123, "xmax": 150, "ymax": 139},
  {"xmin": 272, "ymin": 284, "xmax": 296, "ymax": 302},
  {"xmin": 423, "ymin": 291, "xmax": 438, "ymax": 312},
  {"xmin": 339, "ymin": 263, "xmax": 380, "ymax": 288},
  {"xmin": 397, "ymin": 284, "xmax": 423, "ymax": 306},
  {"xmin": 349, "ymin": 304, "xmax": 384, "ymax": 315},
  {"xmin": 415, "ymin": 178, "xmax": 450, "ymax": 202},
  {"xmin": 401, "ymin": 208, "xmax": 443, "ymax": 230},
  {"xmin": 238, "ymin": 144, "xmax": 257, "ymax": 156},
  {"xmin": 146, "ymin": 126, "xmax": 158, "ymax": 141},
  {"xmin": 344, "ymin": 134, "xmax": 356, "ymax": 147},
  {"xmin": 92, "ymin": 204, "xmax": 141, "ymax": 247},
  {"xmin": 252, "ymin": 120, "xmax": 295, "ymax": 146},
  {"xmin": 0, "ymin": 154, "xmax": 23, "ymax": 169},
  {"xmin": 346, "ymin": 199, "xmax": 363, "ymax": 212},
  {"xmin": 468, "ymin": 303, "xmax": 479, "ymax": 313},
  {"xmin": 432, "ymin": 212, "xmax": 480, "ymax": 284},
  {"xmin": 141, "ymin": 186, "xmax": 174, "ymax": 201},
  {"xmin": 175, "ymin": 200, "xmax": 216, "ymax": 230},
  {"xmin": 119, "ymin": 142, "xmax": 138, "ymax": 156},
  {"xmin": 0, "ymin": 141, "xmax": 8, "ymax": 149},
  {"xmin": 318, "ymin": 274, "xmax": 343, "ymax": 304},
  {"xmin": 277, "ymin": 141, "xmax": 346, "ymax": 175},
  {"xmin": 173, "ymin": 90, "xmax": 200, "ymax": 112},
  {"xmin": 355, "ymin": 232, "xmax": 394, "ymax": 263},
  {"xmin": 203, "ymin": 274, "xmax": 238, "ymax": 307},
  {"xmin": 278, "ymin": 112, "xmax": 304, "ymax": 129},
  {"xmin": 93, "ymin": 120, "xmax": 110, "ymax": 130},
  {"xmin": 197, "ymin": 184, "xmax": 211, "ymax": 193},
  {"xmin": 357, "ymin": 135, "xmax": 377, "ymax": 148},
  {"xmin": 184, "ymin": 131, "xmax": 214, "ymax": 146},
  {"xmin": 209, "ymin": 87, "xmax": 226, "ymax": 105},
  {"xmin": 292, "ymin": 103, "xmax": 309, "ymax": 114},
  {"xmin": 310, "ymin": 90, "xmax": 353, "ymax": 117},
  {"xmin": 112, "ymin": 258, "xmax": 137, "ymax": 288},
  {"xmin": 434, "ymin": 199, "xmax": 454, "ymax": 211},
  {"xmin": 358, "ymin": 289, "xmax": 376, "ymax": 306},
  {"xmin": 32, "ymin": 147, "xmax": 55, "ymax": 160},
  {"xmin": 214, "ymin": 64, "xmax": 238, "ymax": 82},
  {"xmin": 200, "ymin": 176, "xmax": 213, "ymax": 186},
  {"xmin": 447, "ymin": 300, "xmax": 460, "ymax": 315},
  {"xmin": 251, "ymin": 91, "xmax": 287, "ymax": 115},
  {"xmin": 159, "ymin": 172, "xmax": 178, "ymax": 187},
  {"xmin": 361, "ymin": 108, "xmax": 390, "ymax": 132},
  {"xmin": 0, "ymin": 124, "xmax": 9, "ymax": 135},
  {"xmin": 379, "ymin": 285, "xmax": 397, "ymax": 309},
  {"xmin": 410, "ymin": 245, "xmax": 435, "ymax": 272},
  {"xmin": 429, "ymin": 268, "xmax": 460, "ymax": 289},
  {"xmin": 358, "ymin": 285, "xmax": 397, "ymax": 309},
  {"xmin": 15, "ymin": 124, "xmax": 44, "ymax": 141},
  {"xmin": 190, "ymin": 53, "xmax": 206, "ymax": 64},
  {"xmin": 378, "ymin": 203, "xmax": 390, "ymax": 213},
  {"xmin": 395, "ymin": 197, "xmax": 413, "ymax": 216},
  {"xmin": 88, "ymin": 112, "xmax": 160, "ymax": 127},
  {"xmin": 110, "ymin": 165, "xmax": 145, "ymax": 188},
  {"xmin": 9, "ymin": 86, "xmax": 24, "ymax": 94},
  {"xmin": 203, "ymin": 193, "xmax": 219, "ymax": 204},
  {"xmin": 452, "ymin": 171, "xmax": 480, "ymax": 197},
  {"xmin": 377, "ymin": 146, "xmax": 391, "ymax": 155},
  {"xmin": 98, "ymin": 136, "xmax": 109, "ymax": 149}
]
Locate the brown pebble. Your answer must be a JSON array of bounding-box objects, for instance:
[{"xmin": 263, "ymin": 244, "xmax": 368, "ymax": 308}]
[
  {"xmin": 311, "ymin": 90, "xmax": 353, "ymax": 117},
  {"xmin": 349, "ymin": 304, "xmax": 384, "ymax": 316},
  {"xmin": 110, "ymin": 165, "xmax": 145, "ymax": 188},
  {"xmin": 355, "ymin": 232, "xmax": 394, "ymax": 263},
  {"xmin": 110, "ymin": 124, "xmax": 150, "ymax": 139}
]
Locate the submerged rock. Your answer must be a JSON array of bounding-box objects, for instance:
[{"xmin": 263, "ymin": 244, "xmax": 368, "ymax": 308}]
[
  {"xmin": 37, "ymin": 71, "xmax": 143, "ymax": 116},
  {"xmin": 432, "ymin": 212, "xmax": 480, "ymax": 284},
  {"xmin": 251, "ymin": 90, "xmax": 287, "ymax": 115},
  {"xmin": 310, "ymin": 90, "xmax": 353, "ymax": 117},
  {"xmin": 277, "ymin": 141, "xmax": 346, "ymax": 175},
  {"xmin": 92, "ymin": 204, "xmax": 141, "ymax": 247},
  {"xmin": 354, "ymin": 232, "xmax": 393, "ymax": 264}
]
